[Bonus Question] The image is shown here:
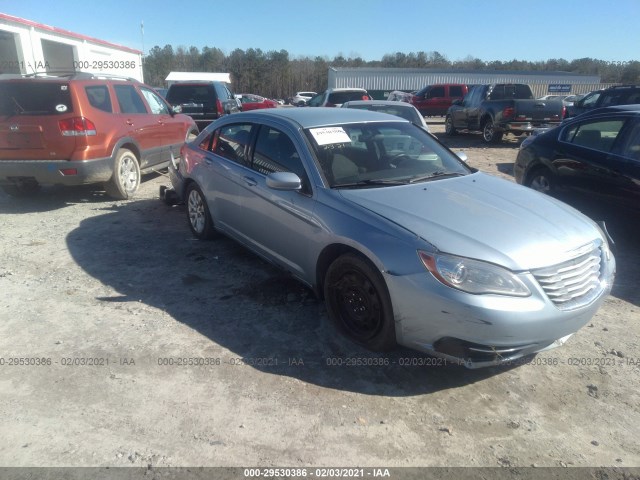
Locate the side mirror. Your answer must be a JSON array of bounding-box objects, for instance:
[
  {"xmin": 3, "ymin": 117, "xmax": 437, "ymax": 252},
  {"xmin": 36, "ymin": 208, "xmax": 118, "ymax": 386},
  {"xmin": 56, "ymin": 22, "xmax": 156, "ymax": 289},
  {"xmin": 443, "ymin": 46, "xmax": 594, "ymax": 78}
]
[
  {"xmin": 266, "ymin": 172, "xmax": 302, "ymax": 191},
  {"xmin": 456, "ymin": 151, "xmax": 468, "ymax": 163},
  {"xmin": 171, "ymin": 105, "xmax": 182, "ymax": 114},
  {"xmin": 452, "ymin": 99, "xmax": 462, "ymax": 106}
]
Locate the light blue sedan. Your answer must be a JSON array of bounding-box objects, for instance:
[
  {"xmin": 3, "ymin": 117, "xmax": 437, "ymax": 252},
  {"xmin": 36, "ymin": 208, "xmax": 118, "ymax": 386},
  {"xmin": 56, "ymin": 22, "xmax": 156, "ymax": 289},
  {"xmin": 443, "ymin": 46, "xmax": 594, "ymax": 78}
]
[{"xmin": 169, "ymin": 108, "xmax": 615, "ymax": 368}]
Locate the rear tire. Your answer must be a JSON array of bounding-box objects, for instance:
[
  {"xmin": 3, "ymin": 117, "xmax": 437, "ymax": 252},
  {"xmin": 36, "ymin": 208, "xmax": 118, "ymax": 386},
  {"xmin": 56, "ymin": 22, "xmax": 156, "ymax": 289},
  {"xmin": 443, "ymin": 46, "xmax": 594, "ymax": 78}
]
[
  {"xmin": 186, "ymin": 183, "xmax": 216, "ymax": 240},
  {"xmin": 482, "ymin": 119, "xmax": 503, "ymax": 143},
  {"xmin": 104, "ymin": 149, "xmax": 140, "ymax": 199},
  {"xmin": 324, "ymin": 253, "xmax": 396, "ymax": 351},
  {"xmin": 526, "ymin": 167, "xmax": 554, "ymax": 194}
]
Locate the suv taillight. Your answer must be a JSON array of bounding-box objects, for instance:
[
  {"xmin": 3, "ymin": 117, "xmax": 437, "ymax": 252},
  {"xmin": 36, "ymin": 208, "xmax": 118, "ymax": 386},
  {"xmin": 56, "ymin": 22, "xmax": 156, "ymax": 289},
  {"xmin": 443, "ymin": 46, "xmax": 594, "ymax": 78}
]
[
  {"xmin": 216, "ymin": 99, "xmax": 224, "ymax": 116},
  {"xmin": 59, "ymin": 117, "xmax": 97, "ymax": 136}
]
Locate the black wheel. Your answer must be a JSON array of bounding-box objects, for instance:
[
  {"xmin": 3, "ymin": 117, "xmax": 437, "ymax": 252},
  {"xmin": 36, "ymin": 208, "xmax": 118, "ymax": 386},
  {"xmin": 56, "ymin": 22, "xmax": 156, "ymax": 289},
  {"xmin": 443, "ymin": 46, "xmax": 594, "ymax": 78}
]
[
  {"xmin": 324, "ymin": 253, "xmax": 396, "ymax": 351},
  {"xmin": 526, "ymin": 167, "xmax": 554, "ymax": 194},
  {"xmin": 444, "ymin": 115, "xmax": 457, "ymax": 136},
  {"xmin": 104, "ymin": 148, "xmax": 140, "ymax": 199},
  {"xmin": 1, "ymin": 181, "xmax": 40, "ymax": 197},
  {"xmin": 186, "ymin": 183, "xmax": 215, "ymax": 240},
  {"xmin": 482, "ymin": 119, "xmax": 503, "ymax": 143}
]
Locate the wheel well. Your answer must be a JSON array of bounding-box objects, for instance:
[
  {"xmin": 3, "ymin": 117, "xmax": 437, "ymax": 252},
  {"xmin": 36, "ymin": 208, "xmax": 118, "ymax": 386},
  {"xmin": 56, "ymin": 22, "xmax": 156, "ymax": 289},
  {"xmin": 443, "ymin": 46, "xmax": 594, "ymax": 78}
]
[
  {"xmin": 315, "ymin": 244, "xmax": 379, "ymax": 299},
  {"xmin": 115, "ymin": 143, "xmax": 141, "ymax": 163},
  {"xmin": 480, "ymin": 115, "xmax": 492, "ymax": 127}
]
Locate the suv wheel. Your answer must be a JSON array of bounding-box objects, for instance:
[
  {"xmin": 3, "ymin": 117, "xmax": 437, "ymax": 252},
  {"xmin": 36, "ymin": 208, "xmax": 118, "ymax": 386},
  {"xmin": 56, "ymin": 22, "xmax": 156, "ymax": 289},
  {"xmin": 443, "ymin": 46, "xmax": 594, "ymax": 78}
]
[{"xmin": 104, "ymin": 149, "xmax": 140, "ymax": 200}]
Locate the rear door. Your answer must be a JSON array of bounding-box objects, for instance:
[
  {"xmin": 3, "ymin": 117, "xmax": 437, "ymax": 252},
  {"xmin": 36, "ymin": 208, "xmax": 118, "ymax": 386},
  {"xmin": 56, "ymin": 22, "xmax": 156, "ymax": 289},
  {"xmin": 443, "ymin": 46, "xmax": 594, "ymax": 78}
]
[{"xmin": 0, "ymin": 80, "xmax": 76, "ymax": 160}]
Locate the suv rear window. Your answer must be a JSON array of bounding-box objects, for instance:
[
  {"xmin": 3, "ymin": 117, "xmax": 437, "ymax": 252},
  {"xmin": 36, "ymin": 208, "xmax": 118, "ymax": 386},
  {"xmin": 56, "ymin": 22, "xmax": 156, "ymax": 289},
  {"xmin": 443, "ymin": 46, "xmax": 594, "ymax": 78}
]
[
  {"xmin": 328, "ymin": 91, "xmax": 369, "ymax": 104},
  {"xmin": 0, "ymin": 82, "xmax": 73, "ymax": 116},
  {"xmin": 167, "ymin": 85, "xmax": 216, "ymax": 105}
]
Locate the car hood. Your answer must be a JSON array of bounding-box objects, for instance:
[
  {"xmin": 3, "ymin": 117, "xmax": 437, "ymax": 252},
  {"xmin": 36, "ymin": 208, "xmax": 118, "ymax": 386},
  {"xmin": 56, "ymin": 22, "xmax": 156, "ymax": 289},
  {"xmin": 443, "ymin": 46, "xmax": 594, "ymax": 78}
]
[{"xmin": 339, "ymin": 172, "xmax": 603, "ymax": 271}]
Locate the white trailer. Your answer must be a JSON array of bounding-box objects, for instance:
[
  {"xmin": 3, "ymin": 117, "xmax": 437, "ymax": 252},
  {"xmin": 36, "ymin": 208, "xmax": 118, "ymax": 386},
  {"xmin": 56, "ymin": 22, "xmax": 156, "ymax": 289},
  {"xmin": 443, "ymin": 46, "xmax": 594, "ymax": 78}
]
[{"xmin": 0, "ymin": 13, "xmax": 143, "ymax": 81}]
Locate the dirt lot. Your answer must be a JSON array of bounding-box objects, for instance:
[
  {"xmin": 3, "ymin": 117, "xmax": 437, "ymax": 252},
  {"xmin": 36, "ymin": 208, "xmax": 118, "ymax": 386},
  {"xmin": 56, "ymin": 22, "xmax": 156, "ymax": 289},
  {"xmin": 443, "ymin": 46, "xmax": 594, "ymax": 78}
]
[{"xmin": 1, "ymin": 118, "xmax": 639, "ymax": 473}]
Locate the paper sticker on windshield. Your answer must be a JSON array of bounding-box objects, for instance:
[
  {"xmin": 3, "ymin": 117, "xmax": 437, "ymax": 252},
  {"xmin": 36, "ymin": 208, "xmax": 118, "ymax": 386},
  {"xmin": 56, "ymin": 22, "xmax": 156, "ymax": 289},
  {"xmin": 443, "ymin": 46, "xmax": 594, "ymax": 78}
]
[
  {"xmin": 55, "ymin": 104, "xmax": 68, "ymax": 113},
  {"xmin": 309, "ymin": 127, "xmax": 351, "ymax": 146}
]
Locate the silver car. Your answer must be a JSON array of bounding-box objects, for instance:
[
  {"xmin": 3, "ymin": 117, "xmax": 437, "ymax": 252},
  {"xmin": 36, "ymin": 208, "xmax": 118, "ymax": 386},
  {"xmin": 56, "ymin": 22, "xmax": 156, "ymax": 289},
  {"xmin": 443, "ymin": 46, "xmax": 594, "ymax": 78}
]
[{"xmin": 169, "ymin": 108, "xmax": 615, "ymax": 368}]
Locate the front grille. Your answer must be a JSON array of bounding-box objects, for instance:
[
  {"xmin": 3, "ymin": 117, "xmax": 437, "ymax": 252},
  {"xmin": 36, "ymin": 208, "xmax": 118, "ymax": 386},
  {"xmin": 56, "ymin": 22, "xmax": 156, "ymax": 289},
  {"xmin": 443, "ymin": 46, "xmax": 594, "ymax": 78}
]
[{"xmin": 532, "ymin": 242, "xmax": 604, "ymax": 310}]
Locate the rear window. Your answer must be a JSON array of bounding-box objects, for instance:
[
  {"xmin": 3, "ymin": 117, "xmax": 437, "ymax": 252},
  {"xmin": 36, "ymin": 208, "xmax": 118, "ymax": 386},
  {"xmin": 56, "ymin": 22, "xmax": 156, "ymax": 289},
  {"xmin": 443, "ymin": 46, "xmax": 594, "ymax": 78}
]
[
  {"xmin": 328, "ymin": 91, "xmax": 369, "ymax": 104},
  {"xmin": 0, "ymin": 81, "xmax": 73, "ymax": 116},
  {"xmin": 488, "ymin": 85, "xmax": 533, "ymax": 100},
  {"xmin": 167, "ymin": 85, "xmax": 216, "ymax": 105}
]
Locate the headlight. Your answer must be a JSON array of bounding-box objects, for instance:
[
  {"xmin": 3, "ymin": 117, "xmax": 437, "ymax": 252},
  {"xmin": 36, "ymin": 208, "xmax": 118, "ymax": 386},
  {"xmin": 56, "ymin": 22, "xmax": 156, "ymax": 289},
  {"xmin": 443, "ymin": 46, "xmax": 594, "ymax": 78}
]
[{"xmin": 418, "ymin": 251, "xmax": 531, "ymax": 297}]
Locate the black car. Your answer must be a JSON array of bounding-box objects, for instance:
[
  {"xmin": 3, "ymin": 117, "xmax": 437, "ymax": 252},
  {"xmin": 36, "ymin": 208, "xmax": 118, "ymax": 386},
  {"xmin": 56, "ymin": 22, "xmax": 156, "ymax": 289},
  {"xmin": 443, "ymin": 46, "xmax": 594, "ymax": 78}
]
[
  {"xmin": 515, "ymin": 107, "xmax": 640, "ymax": 220},
  {"xmin": 165, "ymin": 81, "xmax": 240, "ymax": 128},
  {"xmin": 567, "ymin": 85, "xmax": 640, "ymax": 117}
]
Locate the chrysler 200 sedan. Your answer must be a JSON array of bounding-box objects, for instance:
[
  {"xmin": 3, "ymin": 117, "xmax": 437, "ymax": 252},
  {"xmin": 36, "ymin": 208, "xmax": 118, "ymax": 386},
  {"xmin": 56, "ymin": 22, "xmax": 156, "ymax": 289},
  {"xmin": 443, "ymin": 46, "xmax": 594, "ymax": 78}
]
[{"xmin": 169, "ymin": 108, "xmax": 615, "ymax": 368}]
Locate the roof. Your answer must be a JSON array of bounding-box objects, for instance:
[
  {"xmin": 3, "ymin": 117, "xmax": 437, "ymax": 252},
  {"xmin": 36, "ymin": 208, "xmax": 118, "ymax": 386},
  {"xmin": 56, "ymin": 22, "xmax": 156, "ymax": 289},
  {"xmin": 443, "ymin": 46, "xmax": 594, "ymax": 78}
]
[
  {"xmin": 0, "ymin": 13, "xmax": 141, "ymax": 55},
  {"xmin": 165, "ymin": 72, "xmax": 231, "ymax": 83},
  {"xmin": 228, "ymin": 106, "xmax": 407, "ymax": 129}
]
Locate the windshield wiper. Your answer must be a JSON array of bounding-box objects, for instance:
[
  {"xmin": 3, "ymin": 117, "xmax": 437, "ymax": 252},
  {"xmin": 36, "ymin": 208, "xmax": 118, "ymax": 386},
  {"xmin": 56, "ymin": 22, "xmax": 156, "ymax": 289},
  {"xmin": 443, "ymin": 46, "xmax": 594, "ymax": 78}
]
[
  {"xmin": 332, "ymin": 179, "xmax": 409, "ymax": 189},
  {"xmin": 408, "ymin": 171, "xmax": 466, "ymax": 184}
]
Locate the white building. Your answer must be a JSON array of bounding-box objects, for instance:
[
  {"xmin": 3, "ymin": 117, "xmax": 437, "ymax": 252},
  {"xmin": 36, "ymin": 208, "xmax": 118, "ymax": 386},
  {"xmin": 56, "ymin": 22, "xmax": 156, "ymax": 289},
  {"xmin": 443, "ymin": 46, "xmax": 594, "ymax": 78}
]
[{"xmin": 0, "ymin": 13, "xmax": 143, "ymax": 81}]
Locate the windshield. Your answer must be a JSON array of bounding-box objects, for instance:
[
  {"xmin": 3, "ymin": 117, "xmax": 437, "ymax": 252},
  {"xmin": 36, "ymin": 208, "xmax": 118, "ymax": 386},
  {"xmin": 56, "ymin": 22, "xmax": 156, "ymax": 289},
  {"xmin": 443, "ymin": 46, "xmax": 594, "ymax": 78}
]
[{"xmin": 305, "ymin": 122, "xmax": 471, "ymax": 188}]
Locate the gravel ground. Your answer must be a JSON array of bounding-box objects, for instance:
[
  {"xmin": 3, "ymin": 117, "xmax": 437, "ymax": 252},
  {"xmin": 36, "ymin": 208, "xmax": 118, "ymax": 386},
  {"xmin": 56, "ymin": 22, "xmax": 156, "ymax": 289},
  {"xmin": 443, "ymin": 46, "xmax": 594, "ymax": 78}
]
[{"xmin": 0, "ymin": 118, "xmax": 639, "ymax": 473}]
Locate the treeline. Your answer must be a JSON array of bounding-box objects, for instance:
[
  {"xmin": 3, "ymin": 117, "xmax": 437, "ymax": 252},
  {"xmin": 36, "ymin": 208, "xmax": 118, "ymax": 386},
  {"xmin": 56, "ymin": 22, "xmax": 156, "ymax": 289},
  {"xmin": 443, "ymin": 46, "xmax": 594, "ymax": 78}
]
[{"xmin": 142, "ymin": 46, "xmax": 640, "ymax": 99}]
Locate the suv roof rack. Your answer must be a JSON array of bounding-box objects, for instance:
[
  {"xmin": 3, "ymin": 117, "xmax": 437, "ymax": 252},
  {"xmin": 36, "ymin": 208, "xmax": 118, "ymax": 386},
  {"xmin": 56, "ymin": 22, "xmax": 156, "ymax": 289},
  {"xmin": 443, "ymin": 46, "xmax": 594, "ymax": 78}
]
[
  {"xmin": 606, "ymin": 84, "xmax": 640, "ymax": 89},
  {"xmin": 23, "ymin": 71, "xmax": 140, "ymax": 82}
]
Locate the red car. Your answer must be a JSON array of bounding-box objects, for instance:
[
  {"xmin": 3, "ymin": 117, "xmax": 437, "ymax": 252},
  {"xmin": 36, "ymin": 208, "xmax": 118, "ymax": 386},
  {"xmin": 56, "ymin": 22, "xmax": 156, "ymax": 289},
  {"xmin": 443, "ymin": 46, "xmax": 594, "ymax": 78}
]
[{"xmin": 237, "ymin": 94, "xmax": 278, "ymax": 111}]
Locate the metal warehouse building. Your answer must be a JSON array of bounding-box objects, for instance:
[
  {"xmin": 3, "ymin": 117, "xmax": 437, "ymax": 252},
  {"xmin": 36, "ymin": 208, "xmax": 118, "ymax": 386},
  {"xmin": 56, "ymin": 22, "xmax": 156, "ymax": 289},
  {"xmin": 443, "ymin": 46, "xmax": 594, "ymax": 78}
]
[
  {"xmin": 0, "ymin": 13, "xmax": 143, "ymax": 81},
  {"xmin": 328, "ymin": 67, "xmax": 613, "ymax": 99}
]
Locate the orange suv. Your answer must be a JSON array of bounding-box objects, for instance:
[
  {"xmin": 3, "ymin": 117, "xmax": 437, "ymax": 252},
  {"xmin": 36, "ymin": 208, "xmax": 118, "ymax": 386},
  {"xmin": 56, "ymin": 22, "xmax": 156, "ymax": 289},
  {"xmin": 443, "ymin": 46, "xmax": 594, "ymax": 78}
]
[{"xmin": 0, "ymin": 72, "xmax": 198, "ymax": 199}]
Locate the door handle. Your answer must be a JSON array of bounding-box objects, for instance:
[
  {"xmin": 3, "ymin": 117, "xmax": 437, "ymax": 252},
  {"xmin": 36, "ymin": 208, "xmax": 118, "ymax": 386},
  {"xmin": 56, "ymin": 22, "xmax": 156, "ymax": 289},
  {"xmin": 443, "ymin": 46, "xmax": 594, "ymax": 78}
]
[
  {"xmin": 126, "ymin": 120, "xmax": 134, "ymax": 126},
  {"xmin": 243, "ymin": 176, "xmax": 257, "ymax": 187}
]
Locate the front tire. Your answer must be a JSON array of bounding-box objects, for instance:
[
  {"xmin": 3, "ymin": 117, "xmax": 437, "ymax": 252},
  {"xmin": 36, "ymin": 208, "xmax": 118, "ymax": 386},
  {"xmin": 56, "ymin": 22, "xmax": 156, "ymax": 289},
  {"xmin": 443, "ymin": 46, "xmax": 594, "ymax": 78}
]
[
  {"xmin": 324, "ymin": 254, "xmax": 396, "ymax": 351},
  {"xmin": 104, "ymin": 148, "xmax": 140, "ymax": 199},
  {"xmin": 186, "ymin": 183, "xmax": 215, "ymax": 240},
  {"xmin": 444, "ymin": 115, "xmax": 457, "ymax": 136},
  {"xmin": 482, "ymin": 119, "xmax": 503, "ymax": 143}
]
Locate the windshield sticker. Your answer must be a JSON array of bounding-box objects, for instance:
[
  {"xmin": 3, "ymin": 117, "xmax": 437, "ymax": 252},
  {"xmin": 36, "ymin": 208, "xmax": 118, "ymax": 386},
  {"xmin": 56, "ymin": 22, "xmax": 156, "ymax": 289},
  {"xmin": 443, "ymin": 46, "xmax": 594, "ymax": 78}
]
[
  {"xmin": 55, "ymin": 104, "xmax": 68, "ymax": 113},
  {"xmin": 309, "ymin": 127, "xmax": 351, "ymax": 146}
]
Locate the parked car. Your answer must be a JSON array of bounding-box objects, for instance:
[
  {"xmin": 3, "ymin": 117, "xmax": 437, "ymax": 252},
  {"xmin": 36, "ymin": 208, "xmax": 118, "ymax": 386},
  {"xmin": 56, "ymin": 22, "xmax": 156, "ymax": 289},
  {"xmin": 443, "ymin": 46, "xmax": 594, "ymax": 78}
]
[
  {"xmin": 446, "ymin": 84, "xmax": 565, "ymax": 143},
  {"xmin": 236, "ymin": 94, "xmax": 278, "ymax": 111},
  {"xmin": 165, "ymin": 81, "xmax": 240, "ymax": 128},
  {"xmin": 386, "ymin": 90, "xmax": 413, "ymax": 102},
  {"xmin": 168, "ymin": 108, "xmax": 615, "ymax": 368},
  {"xmin": 0, "ymin": 72, "xmax": 198, "ymax": 199},
  {"xmin": 411, "ymin": 84, "xmax": 468, "ymax": 116},
  {"xmin": 567, "ymin": 85, "xmax": 640, "ymax": 118},
  {"xmin": 290, "ymin": 91, "xmax": 317, "ymax": 106},
  {"xmin": 341, "ymin": 99, "xmax": 429, "ymax": 130},
  {"xmin": 515, "ymin": 105, "xmax": 640, "ymax": 216},
  {"xmin": 306, "ymin": 88, "xmax": 371, "ymax": 107}
]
